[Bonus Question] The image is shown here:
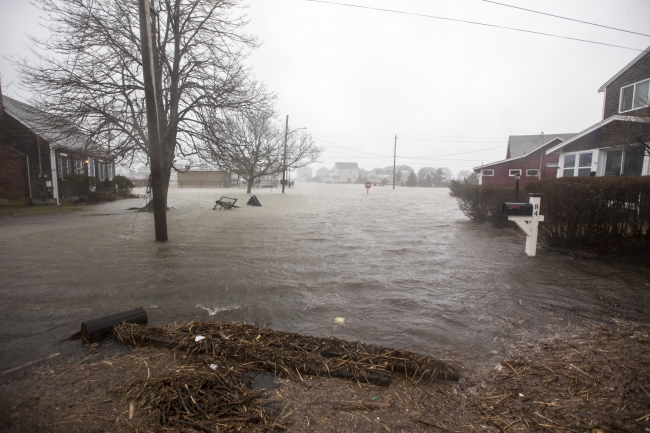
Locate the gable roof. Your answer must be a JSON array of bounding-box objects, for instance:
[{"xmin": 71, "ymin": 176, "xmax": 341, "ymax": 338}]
[
  {"xmin": 598, "ymin": 45, "xmax": 650, "ymax": 93},
  {"xmin": 507, "ymin": 133, "xmax": 575, "ymax": 158},
  {"xmin": 473, "ymin": 136, "xmax": 569, "ymax": 172},
  {"xmin": 333, "ymin": 162, "xmax": 359, "ymax": 170},
  {"xmin": 3, "ymin": 96, "xmax": 99, "ymax": 153},
  {"xmin": 545, "ymin": 115, "xmax": 648, "ymax": 154}
]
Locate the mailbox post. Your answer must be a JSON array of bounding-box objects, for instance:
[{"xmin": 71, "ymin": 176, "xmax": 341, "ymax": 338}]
[{"xmin": 503, "ymin": 193, "xmax": 544, "ymax": 257}]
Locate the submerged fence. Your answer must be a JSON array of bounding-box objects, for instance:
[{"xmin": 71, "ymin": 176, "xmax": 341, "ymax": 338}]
[{"xmin": 178, "ymin": 180, "xmax": 228, "ymax": 188}]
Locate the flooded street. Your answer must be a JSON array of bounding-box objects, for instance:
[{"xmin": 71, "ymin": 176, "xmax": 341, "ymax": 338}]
[{"xmin": 1, "ymin": 183, "xmax": 649, "ymax": 372}]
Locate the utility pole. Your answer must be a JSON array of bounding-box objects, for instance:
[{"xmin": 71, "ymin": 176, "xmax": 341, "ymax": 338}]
[
  {"xmin": 0, "ymin": 77, "xmax": 5, "ymax": 148},
  {"xmin": 392, "ymin": 134, "xmax": 397, "ymax": 190},
  {"xmin": 138, "ymin": 0, "xmax": 167, "ymax": 242},
  {"xmin": 539, "ymin": 132, "xmax": 544, "ymax": 180},
  {"xmin": 282, "ymin": 115, "xmax": 289, "ymax": 194}
]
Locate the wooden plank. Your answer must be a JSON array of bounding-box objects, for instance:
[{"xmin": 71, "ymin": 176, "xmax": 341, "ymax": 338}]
[{"xmin": 81, "ymin": 308, "xmax": 147, "ymax": 342}]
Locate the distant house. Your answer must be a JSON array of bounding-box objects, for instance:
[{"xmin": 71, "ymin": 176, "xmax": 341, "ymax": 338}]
[
  {"xmin": 474, "ymin": 134, "xmax": 575, "ymax": 186},
  {"xmin": 330, "ymin": 162, "xmax": 359, "ymax": 183},
  {"xmin": 366, "ymin": 171, "xmax": 380, "ymax": 183},
  {"xmin": 135, "ymin": 166, "xmax": 151, "ymax": 179},
  {"xmin": 546, "ymin": 46, "xmax": 650, "ymax": 177},
  {"xmin": 177, "ymin": 170, "xmax": 230, "ymax": 188},
  {"xmin": 1, "ymin": 96, "xmax": 114, "ymax": 205},
  {"xmin": 315, "ymin": 167, "xmax": 330, "ymax": 181},
  {"xmin": 115, "ymin": 164, "xmax": 137, "ymax": 178},
  {"xmin": 295, "ymin": 166, "xmax": 313, "ymax": 182}
]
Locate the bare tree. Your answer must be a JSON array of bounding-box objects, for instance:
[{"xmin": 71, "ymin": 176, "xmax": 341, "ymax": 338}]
[
  {"xmin": 200, "ymin": 108, "xmax": 322, "ymax": 193},
  {"xmin": 15, "ymin": 0, "xmax": 265, "ymax": 200}
]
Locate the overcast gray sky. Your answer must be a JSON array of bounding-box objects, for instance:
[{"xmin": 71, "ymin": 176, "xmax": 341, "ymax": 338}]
[{"xmin": 2, "ymin": 0, "xmax": 649, "ymax": 176}]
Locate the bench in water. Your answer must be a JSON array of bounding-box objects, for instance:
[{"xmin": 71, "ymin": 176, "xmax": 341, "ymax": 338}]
[{"xmin": 213, "ymin": 196, "xmax": 239, "ymax": 210}]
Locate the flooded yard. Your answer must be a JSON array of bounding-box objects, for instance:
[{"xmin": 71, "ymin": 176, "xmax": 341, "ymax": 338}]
[{"xmin": 1, "ymin": 183, "xmax": 649, "ymax": 372}]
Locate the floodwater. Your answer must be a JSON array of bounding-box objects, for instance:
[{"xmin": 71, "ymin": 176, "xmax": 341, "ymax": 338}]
[{"xmin": 1, "ymin": 183, "xmax": 649, "ymax": 372}]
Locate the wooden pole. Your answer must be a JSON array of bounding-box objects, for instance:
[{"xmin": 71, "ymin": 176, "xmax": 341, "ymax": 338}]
[
  {"xmin": 0, "ymin": 77, "xmax": 5, "ymax": 147},
  {"xmin": 392, "ymin": 134, "xmax": 397, "ymax": 190},
  {"xmin": 282, "ymin": 115, "xmax": 288, "ymax": 194},
  {"xmin": 138, "ymin": 0, "xmax": 168, "ymax": 241}
]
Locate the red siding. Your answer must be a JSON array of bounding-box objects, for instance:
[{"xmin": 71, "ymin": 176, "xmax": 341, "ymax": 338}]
[
  {"xmin": 0, "ymin": 145, "xmax": 30, "ymax": 199},
  {"xmin": 480, "ymin": 146, "xmax": 559, "ymax": 186}
]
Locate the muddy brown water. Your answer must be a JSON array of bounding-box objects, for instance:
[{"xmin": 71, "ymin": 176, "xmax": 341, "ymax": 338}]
[{"xmin": 1, "ymin": 183, "xmax": 649, "ymax": 373}]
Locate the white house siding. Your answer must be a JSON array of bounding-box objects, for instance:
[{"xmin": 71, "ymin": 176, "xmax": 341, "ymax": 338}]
[
  {"xmin": 330, "ymin": 163, "xmax": 359, "ymax": 182},
  {"xmin": 296, "ymin": 166, "xmax": 313, "ymax": 182},
  {"xmin": 331, "ymin": 168, "xmax": 359, "ymax": 182},
  {"xmin": 557, "ymin": 148, "xmax": 649, "ymax": 178}
]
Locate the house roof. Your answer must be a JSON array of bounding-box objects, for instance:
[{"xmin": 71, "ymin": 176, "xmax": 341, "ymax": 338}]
[
  {"xmin": 545, "ymin": 115, "xmax": 648, "ymax": 154},
  {"xmin": 598, "ymin": 45, "xmax": 650, "ymax": 93},
  {"xmin": 333, "ymin": 162, "xmax": 359, "ymax": 170},
  {"xmin": 473, "ymin": 136, "xmax": 569, "ymax": 172},
  {"xmin": 507, "ymin": 133, "xmax": 575, "ymax": 158},
  {"xmin": 2, "ymin": 96, "xmax": 97, "ymax": 153}
]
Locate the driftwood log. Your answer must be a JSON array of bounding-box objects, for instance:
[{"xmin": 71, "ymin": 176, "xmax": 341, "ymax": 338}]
[{"xmin": 81, "ymin": 308, "xmax": 147, "ymax": 342}]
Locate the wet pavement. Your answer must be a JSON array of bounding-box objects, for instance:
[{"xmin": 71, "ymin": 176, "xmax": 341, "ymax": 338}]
[{"xmin": 1, "ymin": 183, "xmax": 649, "ymax": 372}]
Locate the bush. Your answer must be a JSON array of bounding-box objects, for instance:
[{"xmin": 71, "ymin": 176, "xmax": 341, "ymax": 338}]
[
  {"xmin": 93, "ymin": 190, "xmax": 117, "ymax": 202},
  {"xmin": 113, "ymin": 175, "xmax": 134, "ymax": 197},
  {"xmin": 524, "ymin": 177, "xmax": 650, "ymax": 252},
  {"xmin": 450, "ymin": 177, "xmax": 650, "ymax": 260},
  {"xmin": 67, "ymin": 174, "xmax": 100, "ymax": 201},
  {"xmin": 449, "ymin": 181, "xmax": 517, "ymax": 227}
]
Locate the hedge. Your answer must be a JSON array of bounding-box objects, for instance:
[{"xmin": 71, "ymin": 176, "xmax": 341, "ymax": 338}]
[{"xmin": 450, "ymin": 176, "xmax": 650, "ymax": 258}]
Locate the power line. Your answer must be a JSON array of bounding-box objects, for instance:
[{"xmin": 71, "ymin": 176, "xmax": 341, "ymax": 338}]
[
  {"xmin": 315, "ymin": 137, "xmax": 505, "ymax": 159},
  {"xmin": 313, "ymin": 134, "xmax": 504, "ymax": 143},
  {"xmin": 310, "ymin": 131, "xmax": 505, "ymax": 140},
  {"xmin": 483, "ymin": 0, "xmax": 650, "ymax": 38},
  {"xmin": 304, "ymin": 0, "xmax": 647, "ymax": 52}
]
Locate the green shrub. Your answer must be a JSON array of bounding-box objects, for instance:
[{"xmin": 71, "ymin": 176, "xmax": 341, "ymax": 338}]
[
  {"xmin": 450, "ymin": 176, "xmax": 650, "ymax": 260},
  {"xmin": 113, "ymin": 175, "xmax": 134, "ymax": 197},
  {"xmin": 67, "ymin": 174, "xmax": 100, "ymax": 201},
  {"xmin": 449, "ymin": 182, "xmax": 517, "ymax": 227},
  {"xmin": 113, "ymin": 175, "xmax": 134, "ymax": 191},
  {"xmin": 524, "ymin": 177, "xmax": 650, "ymax": 250}
]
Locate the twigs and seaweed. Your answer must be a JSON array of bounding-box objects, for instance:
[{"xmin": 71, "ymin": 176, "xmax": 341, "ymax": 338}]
[{"xmin": 113, "ymin": 321, "xmax": 459, "ymax": 388}]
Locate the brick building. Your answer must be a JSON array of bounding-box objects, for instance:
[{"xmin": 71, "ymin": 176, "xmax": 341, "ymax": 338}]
[{"xmin": 1, "ymin": 96, "xmax": 114, "ymax": 204}]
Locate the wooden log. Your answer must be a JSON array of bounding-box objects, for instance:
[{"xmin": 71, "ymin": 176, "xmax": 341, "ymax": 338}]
[{"xmin": 81, "ymin": 308, "xmax": 147, "ymax": 342}]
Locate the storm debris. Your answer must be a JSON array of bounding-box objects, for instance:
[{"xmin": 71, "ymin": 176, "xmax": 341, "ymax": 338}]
[
  {"xmin": 467, "ymin": 321, "xmax": 650, "ymax": 432},
  {"xmin": 112, "ymin": 321, "xmax": 460, "ymax": 387}
]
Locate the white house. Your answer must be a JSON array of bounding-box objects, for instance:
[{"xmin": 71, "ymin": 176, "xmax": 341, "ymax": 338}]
[
  {"xmin": 330, "ymin": 162, "xmax": 359, "ymax": 183},
  {"xmin": 295, "ymin": 166, "xmax": 313, "ymax": 182},
  {"xmin": 315, "ymin": 167, "xmax": 330, "ymax": 181}
]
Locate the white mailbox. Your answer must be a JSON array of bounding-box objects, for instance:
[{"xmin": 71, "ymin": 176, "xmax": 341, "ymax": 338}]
[{"xmin": 506, "ymin": 193, "xmax": 544, "ymax": 257}]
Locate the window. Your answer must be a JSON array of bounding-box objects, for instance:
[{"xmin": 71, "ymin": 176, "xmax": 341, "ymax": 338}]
[
  {"xmin": 509, "ymin": 169, "xmax": 521, "ymax": 177},
  {"xmin": 482, "ymin": 169, "xmax": 494, "ymax": 176},
  {"xmin": 562, "ymin": 152, "xmax": 593, "ymax": 177},
  {"xmin": 98, "ymin": 162, "xmax": 106, "ymax": 181},
  {"xmin": 88, "ymin": 159, "xmax": 95, "ymax": 177},
  {"xmin": 107, "ymin": 162, "xmax": 114, "ymax": 180},
  {"xmin": 578, "ymin": 153, "xmax": 593, "ymax": 176},
  {"xmin": 57, "ymin": 153, "xmax": 70, "ymax": 180},
  {"xmin": 619, "ymin": 78, "xmax": 650, "ymax": 112},
  {"xmin": 604, "ymin": 148, "xmax": 645, "ymax": 176},
  {"xmin": 75, "ymin": 159, "xmax": 84, "ymax": 175},
  {"xmin": 526, "ymin": 169, "xmax": 539, "ymax": 177}
]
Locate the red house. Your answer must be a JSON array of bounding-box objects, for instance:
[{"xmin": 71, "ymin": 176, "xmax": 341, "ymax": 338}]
[{"xmin": 473, "ymin": 134, "xmax": 575, "ymax": 186}]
